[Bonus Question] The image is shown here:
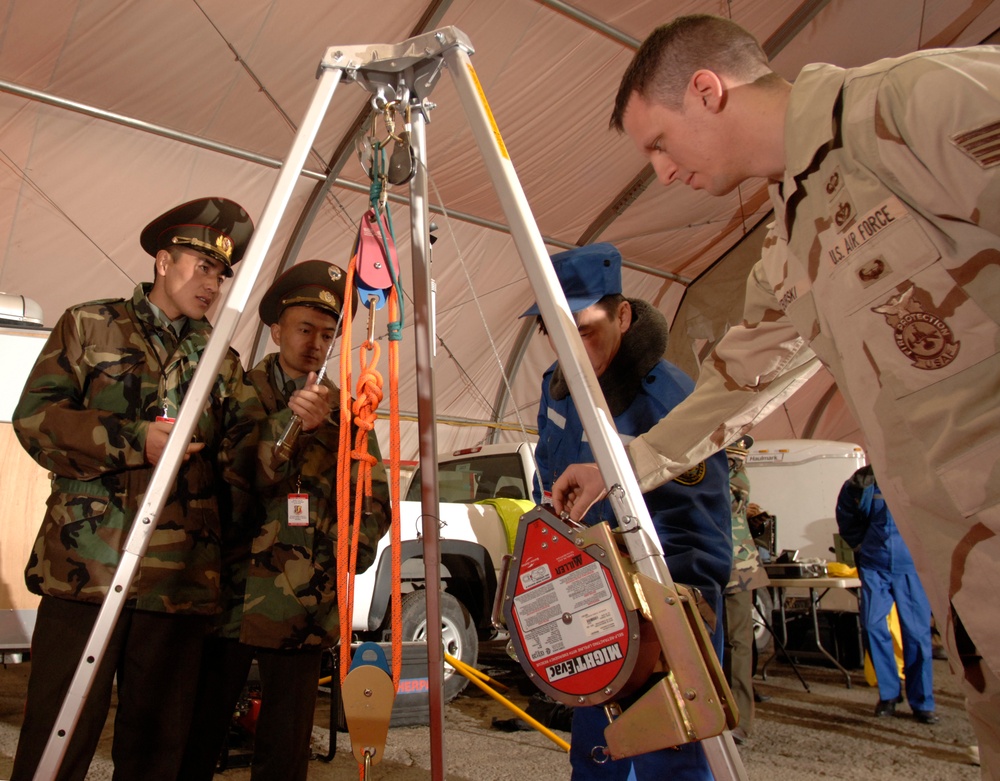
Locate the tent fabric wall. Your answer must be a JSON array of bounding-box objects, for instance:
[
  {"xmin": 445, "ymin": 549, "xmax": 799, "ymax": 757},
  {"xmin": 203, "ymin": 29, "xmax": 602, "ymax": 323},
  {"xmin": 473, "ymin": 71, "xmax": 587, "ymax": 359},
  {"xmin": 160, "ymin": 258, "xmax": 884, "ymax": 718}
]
[{"xmin": 1, "ymin": 0, "xmax": 998, "ymax": 460}]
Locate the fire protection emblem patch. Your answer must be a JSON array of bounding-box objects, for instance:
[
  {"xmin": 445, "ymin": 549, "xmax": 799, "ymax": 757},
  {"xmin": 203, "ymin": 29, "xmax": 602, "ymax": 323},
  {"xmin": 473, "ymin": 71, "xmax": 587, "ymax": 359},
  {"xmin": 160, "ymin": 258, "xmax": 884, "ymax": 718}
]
[{"xmin": 871, "ymin": 286, "xmax": 960, "ymax": 370}]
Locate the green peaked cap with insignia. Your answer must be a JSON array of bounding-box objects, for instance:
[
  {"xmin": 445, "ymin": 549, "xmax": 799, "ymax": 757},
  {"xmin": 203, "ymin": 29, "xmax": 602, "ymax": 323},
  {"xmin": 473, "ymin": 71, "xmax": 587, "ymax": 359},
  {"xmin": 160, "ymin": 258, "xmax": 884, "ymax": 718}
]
[
  {"xmin": 259, "ymin": 259, "xmax": 358, "ymax": 327},
  {"xmin": 140, "ymin": 197, "xmax": 254, "ymax": 277},
  {"xmin": 726, "ymin": 434, "xmax": 754, "ymax": 455}
]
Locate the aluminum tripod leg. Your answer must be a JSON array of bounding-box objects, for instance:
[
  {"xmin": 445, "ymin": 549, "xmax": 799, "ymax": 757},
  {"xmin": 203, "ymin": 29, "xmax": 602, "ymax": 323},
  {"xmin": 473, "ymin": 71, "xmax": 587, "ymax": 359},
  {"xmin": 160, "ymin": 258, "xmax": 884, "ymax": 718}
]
[
  {"xmin": 442, "ymin": 42, "xmax": 748, "ymax": 781},
  {"xmin": 408, "ymin": 108, "xmax": 448, "ymax": 780},
  {"xmin": 32, "ymin": 65, "xmax": 344, "ymax": 781}
]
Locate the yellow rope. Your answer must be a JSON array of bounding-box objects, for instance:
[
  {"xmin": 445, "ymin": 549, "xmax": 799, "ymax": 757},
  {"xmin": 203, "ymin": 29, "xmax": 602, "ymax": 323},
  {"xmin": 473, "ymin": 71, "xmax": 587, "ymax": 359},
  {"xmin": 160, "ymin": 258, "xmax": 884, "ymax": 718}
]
[
  {"xmin": 444, "ymin": 655, "xmax": 508, "ymax": 691},
  {"xmin": 443, "ymin": 653, "xmax": 570, "ymax": 752}
]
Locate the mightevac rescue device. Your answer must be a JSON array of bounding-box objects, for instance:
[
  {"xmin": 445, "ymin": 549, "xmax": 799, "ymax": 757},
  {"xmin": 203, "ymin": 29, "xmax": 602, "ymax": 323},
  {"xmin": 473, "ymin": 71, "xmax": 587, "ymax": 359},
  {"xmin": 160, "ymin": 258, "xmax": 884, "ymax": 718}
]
[{"xmin": 499, "ymin": 506, "xmax": 737, "ymax": 759}]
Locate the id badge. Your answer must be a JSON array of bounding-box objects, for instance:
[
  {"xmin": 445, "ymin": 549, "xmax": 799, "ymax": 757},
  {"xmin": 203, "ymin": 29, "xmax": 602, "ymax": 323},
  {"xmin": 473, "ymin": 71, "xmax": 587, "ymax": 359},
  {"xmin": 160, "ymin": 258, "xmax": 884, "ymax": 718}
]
[{"xmin": 288, "ymin": 493, "xmax": 309, "ymax": 527}]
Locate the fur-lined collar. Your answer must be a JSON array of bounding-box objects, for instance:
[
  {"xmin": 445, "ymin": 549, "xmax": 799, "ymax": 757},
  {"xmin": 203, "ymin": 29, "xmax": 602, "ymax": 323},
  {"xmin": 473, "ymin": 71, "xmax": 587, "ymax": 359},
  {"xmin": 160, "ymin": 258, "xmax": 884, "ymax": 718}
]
[{"xmin": 548, "ymin": 298, "xmax": 668, "ymax": 416}]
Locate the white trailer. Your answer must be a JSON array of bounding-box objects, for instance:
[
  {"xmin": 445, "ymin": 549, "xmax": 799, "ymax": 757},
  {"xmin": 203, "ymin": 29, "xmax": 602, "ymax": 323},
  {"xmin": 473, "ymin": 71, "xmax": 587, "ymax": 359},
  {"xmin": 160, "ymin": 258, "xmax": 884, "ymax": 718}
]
[
  {"xmin": 0, "ymin": 319, "xmax": 50, "ymax": 655},
  {"xmin": 744, "ymin": 439, "xmax": 866, "ymax": 564}
]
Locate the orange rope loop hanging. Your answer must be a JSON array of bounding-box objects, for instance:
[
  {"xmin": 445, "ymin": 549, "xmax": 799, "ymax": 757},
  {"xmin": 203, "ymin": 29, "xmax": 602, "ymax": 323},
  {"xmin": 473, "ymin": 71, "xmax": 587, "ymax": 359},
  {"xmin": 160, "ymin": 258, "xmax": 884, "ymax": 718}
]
[{"xmin": 336, "ymin": 250, "xmax": 404, "ymax": 692}]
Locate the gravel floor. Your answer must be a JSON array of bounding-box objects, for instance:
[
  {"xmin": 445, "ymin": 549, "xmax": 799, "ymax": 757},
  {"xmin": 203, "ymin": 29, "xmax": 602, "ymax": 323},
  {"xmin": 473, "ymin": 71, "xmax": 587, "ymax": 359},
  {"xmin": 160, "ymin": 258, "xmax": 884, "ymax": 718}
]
[{"xmin": 0, "ymin": 650, "xmax": 980, "ymax": 780}]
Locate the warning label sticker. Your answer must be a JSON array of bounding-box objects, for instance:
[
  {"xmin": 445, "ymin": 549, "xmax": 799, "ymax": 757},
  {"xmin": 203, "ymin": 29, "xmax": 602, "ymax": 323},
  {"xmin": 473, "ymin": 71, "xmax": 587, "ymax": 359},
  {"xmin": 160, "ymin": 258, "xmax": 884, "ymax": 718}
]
[{"xmin": 513, "ymin": 561, "xmax": 624, "ymax": 663}]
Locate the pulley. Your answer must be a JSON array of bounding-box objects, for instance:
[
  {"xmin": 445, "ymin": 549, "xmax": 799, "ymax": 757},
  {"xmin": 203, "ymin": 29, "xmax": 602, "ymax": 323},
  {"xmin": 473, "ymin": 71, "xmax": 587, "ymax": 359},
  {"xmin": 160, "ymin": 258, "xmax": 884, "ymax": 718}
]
[
  {"xmin": 355, "ymin": 209, "xmax": 399, "ymax": 311},
  {"xmin": 341, "ymin": 642, "xmax": 395, "ymax": 771}
]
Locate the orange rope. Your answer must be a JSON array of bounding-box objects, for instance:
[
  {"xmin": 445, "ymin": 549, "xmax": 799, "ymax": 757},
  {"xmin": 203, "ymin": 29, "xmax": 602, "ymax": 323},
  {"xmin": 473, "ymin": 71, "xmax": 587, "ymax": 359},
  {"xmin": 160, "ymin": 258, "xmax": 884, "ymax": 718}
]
[
  {"xmin": 336, "ymin": 258, "xmax": 358, "ymax": 686},
  {"xmin": 344, "ymin": 335, "xmax": 382, "ymax": 667},
  {"xmin": 336, "ymin": 256, "xmax": 404, "ymax": 690}
]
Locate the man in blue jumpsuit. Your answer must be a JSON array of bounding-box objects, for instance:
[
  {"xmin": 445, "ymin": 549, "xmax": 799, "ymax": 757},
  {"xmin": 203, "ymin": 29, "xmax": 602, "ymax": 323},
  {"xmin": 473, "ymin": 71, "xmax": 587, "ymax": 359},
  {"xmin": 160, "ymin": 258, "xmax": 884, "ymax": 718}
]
[
  {"xmin": 524, "ymin": 243, "xmax": 733, "ymax": 781},
  {"xmin": 836, "ymin": 465, "xmax": 937, "ymax": 723}
]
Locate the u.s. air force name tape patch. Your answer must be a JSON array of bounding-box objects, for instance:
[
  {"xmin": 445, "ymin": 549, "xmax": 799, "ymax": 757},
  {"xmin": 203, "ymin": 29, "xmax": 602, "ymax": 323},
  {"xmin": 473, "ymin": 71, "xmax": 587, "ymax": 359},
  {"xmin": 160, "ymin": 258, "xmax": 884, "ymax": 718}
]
[{"xmin": 674, "ymin": 461, "xmax": 707, "ymax": 486}]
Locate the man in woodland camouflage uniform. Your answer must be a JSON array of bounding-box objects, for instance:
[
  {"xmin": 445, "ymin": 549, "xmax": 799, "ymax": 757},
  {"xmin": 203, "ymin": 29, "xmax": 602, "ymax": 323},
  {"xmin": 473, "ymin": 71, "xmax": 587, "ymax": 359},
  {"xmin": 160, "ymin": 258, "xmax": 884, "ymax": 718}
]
[
  {"xmin": 10, "ymin": 198, "xmax": 285, "ymax": 781},
  {"xmin": 722, "ymin": 436, "xmax": 768, "ymax": 745},
  {"xmin": 553, "ymin": 15, "xmax": 1000, "ymax": 776},
  {"xmin": 179, "ymin": 260, "xmax": 391, "ymax": 781}
]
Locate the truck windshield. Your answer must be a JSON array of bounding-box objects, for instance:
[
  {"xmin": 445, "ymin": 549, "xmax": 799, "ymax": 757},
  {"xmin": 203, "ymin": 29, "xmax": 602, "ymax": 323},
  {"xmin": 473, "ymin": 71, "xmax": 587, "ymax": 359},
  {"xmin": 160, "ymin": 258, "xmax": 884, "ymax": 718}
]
[{"xmin": 405, "ymin": 453, "xmax": 528, "ymax": 503}]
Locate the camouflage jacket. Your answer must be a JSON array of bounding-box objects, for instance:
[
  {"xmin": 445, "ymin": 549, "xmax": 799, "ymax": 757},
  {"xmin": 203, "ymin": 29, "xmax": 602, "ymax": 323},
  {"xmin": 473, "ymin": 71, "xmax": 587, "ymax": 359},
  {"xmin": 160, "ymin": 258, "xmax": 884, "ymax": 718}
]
[
  {"xmin": 726, "ymin": 466, "xmax": 768, "ymax": 594},
  {"xmin": 626, "ymin": 48, "xmax": 1000, "ymax": 672},
  {"xmin": 12, "ymin": 283, "xmax": 261, "ymax": 614},
  {"xmin": 216, "ymin": 352, "xmax": 391, "ymax": 650}
]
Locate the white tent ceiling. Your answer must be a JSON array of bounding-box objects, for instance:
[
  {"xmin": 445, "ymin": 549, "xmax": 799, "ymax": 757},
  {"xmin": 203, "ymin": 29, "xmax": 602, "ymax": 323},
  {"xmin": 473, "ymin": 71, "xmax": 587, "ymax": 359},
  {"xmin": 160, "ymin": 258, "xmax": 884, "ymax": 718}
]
[{"xmin": 2, "ymin": 0, "xmax": 999, "ymax": 460}]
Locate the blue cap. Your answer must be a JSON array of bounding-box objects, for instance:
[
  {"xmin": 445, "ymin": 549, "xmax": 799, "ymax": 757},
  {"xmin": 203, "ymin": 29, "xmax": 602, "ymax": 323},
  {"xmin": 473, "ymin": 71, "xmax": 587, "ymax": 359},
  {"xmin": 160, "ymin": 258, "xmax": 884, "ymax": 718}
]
[{"xmin": 520, "ymin": 243, "xmax": 622, "ymax": 318}]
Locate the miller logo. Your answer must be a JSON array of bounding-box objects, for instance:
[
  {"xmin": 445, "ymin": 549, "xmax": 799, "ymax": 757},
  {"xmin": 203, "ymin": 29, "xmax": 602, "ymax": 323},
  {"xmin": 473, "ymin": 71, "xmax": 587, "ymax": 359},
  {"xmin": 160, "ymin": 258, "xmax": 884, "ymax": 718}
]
[
  {"xmin": 871, "ymin": 286, "xmax": 960, "ymax": 370},
  {"xmin": 674, "ymin": 461, "xmax": 707, "ymax": 486},
  {"xmin": 555, "ymin": 554, "xmax": 584, "ymax": 576}
]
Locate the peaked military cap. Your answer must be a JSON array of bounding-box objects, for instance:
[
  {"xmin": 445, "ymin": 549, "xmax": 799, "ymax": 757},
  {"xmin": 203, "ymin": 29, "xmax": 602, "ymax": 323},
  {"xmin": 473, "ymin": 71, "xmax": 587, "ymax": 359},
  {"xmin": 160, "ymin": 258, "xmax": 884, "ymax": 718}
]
[
  {"xmin": 140, "ymin": 197, "xmax": 254, "ymax": 276},
  {"xmin": 726, "ymin": 434, "xmax": 755, "ymax": 455},
  {"xmin": 259, "ymin": 260, "xmax": 358, "ymax": 327},
  {"xmin": 520, "ymin": 242, "xmax": 623, "ymax": 318}
]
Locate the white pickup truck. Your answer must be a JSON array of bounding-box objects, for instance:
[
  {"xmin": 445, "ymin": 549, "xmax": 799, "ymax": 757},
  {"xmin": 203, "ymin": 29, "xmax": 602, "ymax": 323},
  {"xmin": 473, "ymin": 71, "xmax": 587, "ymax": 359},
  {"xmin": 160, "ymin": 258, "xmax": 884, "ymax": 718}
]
[{"xmin": 349, "ymin": 441, "xmax": 538, "ymax": 699}]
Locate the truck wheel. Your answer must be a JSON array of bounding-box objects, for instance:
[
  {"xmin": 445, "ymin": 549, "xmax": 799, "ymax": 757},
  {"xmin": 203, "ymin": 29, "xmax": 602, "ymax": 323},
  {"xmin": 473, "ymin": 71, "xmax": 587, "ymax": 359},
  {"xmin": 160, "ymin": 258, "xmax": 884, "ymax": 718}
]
[{"xmin": 400, "ymin": 590, "xmax": 478, "ymax": 700}]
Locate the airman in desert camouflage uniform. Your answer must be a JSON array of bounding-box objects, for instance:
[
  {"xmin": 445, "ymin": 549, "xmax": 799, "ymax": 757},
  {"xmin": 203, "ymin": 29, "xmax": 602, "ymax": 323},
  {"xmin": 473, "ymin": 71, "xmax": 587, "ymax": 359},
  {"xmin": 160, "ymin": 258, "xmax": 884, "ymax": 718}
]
[
  {"xmin": 552, "ymin": 14, "xmax": 1000, "ymax": 777},
  {"xmin": 180, "ymin": 260, "xmax": 390, "ymax": 781}
]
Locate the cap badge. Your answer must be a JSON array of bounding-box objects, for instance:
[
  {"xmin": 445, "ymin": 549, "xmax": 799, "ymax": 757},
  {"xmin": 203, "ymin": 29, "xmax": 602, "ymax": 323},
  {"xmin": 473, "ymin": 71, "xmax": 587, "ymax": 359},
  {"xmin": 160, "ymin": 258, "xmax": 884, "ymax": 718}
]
[
  {"xmin": 320, "ymin": 291, "xmax": 336, "ymax": 305},
  {"xmin": 216, "ymin": 233, "xmax": 234, "ymax": 260},
  {"xmin": 328, "ymin": 267, "xmax": 342, "ymax": 281}
]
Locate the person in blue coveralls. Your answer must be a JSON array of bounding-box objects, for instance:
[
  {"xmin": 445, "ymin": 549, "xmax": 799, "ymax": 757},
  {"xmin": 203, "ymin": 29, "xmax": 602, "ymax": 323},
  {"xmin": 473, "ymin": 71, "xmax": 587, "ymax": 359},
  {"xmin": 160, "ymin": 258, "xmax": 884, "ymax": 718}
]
[
  {"xmin": 835, "ymin": 464, "xmax": 938, "ymax": 724},
  {"xmin": 523, "ymin": 243, "xmax": 733, "ymax": 781}
]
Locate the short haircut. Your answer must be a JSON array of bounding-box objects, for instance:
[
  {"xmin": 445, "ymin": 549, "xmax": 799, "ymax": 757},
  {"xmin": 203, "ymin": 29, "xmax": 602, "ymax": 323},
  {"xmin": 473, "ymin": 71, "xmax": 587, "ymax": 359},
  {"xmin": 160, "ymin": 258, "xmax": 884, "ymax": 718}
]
[
  {"xmin": 536, "ymin": 293, "xmax": 627, "ymax": 336},
  {"xmin": 610, "ymin": 14, "xmax": 771, "ymax": 131},
  {"xmin": 165, "ymin": 245, "xmax": 187, "ymax": 262}
]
